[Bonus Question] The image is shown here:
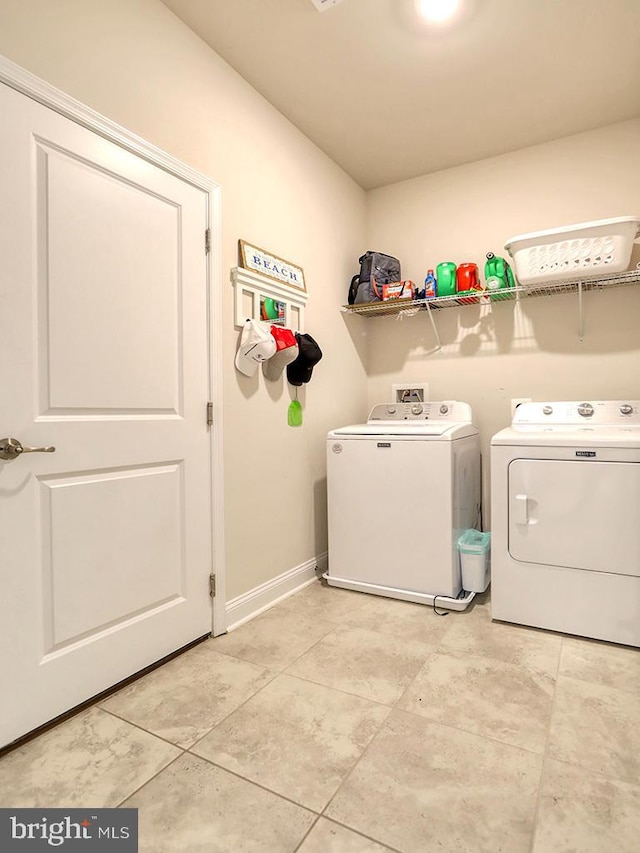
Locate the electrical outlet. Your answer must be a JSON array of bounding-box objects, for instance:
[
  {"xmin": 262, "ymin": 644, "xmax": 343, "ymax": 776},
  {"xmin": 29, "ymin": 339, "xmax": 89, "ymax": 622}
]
[
  {"xmin": 511, "ymin": 397, "xmax": 532, "ymax": 417},
  {"xmin": 392, "ymin": 383, "xmax": 429, "ymax": 404}
]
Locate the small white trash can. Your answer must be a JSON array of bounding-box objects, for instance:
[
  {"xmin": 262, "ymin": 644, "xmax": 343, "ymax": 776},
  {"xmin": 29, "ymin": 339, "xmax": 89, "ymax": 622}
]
[{"xmin": 458, "ymin": 530, "xmax": 491, "ymax": 593}]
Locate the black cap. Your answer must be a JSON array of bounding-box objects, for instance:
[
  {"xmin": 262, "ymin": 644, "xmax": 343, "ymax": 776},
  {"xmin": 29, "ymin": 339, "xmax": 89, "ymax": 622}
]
[{"xmin": 286, "ymin": 333, "xmax": 323, "ymax": 386}]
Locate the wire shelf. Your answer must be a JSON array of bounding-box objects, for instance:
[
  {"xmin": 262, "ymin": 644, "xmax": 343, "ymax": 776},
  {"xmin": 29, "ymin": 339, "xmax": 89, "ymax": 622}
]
[{"xmin": 340, "ymin": 269, "xmax": 640, "ymax": 317}]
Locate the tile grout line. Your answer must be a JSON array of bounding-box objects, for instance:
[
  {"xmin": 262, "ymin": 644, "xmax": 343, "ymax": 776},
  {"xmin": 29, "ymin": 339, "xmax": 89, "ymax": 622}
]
[
  {"xmin": 197, "ymin": 624, "xmax": 404, "ymax": 731},
  {"xmin": 555, "ymin": 668, "xmax": 640, "ymax": 698},
  {"xmin": 387, "ymin": 612, "xmax": 561, "ymax": 758},
  {"xmin": 10, "ymin": 588, "xmax": 597, "ymax": 851},
  {"xmin": 95, "ymin": 641, "xmax": 285, "ymax": 753},
  {"xmin": 206, "ymin": 593, "xmax": 546, "ymax": 845},
  {"xmin": 535, "ymin": 752, "xmax": 640, "ymax": 788},
  {"xmin": 317, "ymin": 816, "xmax": 405, "ymax": 853},
  {"xmin": 395, "ymin": 705, "xmax": 552, "ymax": 760},
  {"xmin": 181, "ymin": 672, "xmax": 395, "ymax": 821},
  {"xmin": 185, "ymin": 668, "xmax": 282, "ymax": 752},
  {"xmin": 192, "ymin": 605, "xmax": 449, "ymax": 847},
  {"xmin": 277, "ymin": 668, "xmax": 405, "ymax": 710},
  {"xmin": 291, "ymin": 815, "xmax": 322, "ymax": 853},
  {"xmin": 181, "ymin": 749, "xmax": 322, "ymax": 816},
  {"xmin": 210, "ymin": 610, "xmax": 342, "ymax": 674},
  {"xmin": 527, "ymin": 633, "xmax": 565, "ymax": 853},
  {"xmin": 277, "ymin": 616, "xmax": 432, "ymax": 853},
  {"xmin": 311, "ymin": 600, "xmax": 561, "ymax": 852},
  {"xmin": 212, "ymin": 615, "xmax": 437, "ymax": 711},
  {"xmin": 101, "ymin": 597, "xmax": 433, "ymax": 817},
  {"xmin": 545, "ymin": 670, "xmax": 640, "ymax": 786},
  {"xmin": 97, "ymin": 706, "xmax": 194, "ymax": 753},
  {"xmin": 114, "ymin": 749, "xmax": 187, "ymax": 809},
  {"xmin": 91, "ymin": 595, "xmax": 396, "ymax": 838},
  {"xmin": 318, "ymin": 691, "xmax": 397, "ymax": 825},
  {"xmin": 315, "ymin": 705, "xmax": 409, "ymax": 853}
]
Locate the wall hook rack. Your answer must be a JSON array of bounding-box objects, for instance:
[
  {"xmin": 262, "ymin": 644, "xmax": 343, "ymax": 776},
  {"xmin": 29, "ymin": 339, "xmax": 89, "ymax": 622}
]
[{"xmin": 232, "ymin": 266, "xmax": 309, "ymax": 332}]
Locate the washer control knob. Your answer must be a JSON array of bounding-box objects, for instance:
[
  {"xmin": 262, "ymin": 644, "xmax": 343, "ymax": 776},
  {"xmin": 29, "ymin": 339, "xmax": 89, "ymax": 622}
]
[
  {"xmin": 620, "ymin": 404, "xmax": 633, "ymax": 415},
  {"xmin": 440, "ymin": 404, "xmax": 449, "ymax": 414},
  {"xmin": 542, "ymin": 405, "xmax": 553, "ymax": 415},
  {"xmin": 386, "ymin": 406, "xmax": 397, "ymax": 415},
  {"xmin": 577, "ymin": 403, "xmax": 594, "ymax": 418},
  {"xmin": 411, "ymin": 404, "xmax": 423, "ymax": 415}
]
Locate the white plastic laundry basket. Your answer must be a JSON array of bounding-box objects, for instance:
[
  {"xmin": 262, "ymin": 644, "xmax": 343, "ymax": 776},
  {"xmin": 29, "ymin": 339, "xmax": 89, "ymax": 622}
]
[{"xmin": 504, "ymin": 216, "xmax": 640, "ymax": 285}]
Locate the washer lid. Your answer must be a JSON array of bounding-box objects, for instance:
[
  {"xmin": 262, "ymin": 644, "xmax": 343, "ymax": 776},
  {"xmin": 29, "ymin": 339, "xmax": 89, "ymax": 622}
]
[
  {"xmin": 328, "ymin": 400, "xmax": 477, "ymax": 439},
  {"xmin": 329, "ymin": 422, "xmax": 478, "ymax": 439}
]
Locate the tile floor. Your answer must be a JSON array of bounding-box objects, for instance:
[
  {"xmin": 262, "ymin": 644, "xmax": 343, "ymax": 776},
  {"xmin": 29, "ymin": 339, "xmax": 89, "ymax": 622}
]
[{"xmin": 1, "ymin": 580, "xmax": 639, "ymax": 852}]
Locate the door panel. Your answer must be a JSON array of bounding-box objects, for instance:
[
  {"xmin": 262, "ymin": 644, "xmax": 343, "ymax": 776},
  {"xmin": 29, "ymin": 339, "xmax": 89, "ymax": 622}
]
[
  {"xmin": 509, "ymin": 459, "xmax": 640, "ymax": 577},
  {"xmin": 0, "ymin": 81, "xmax": 212, "ymax": 747},
  {"xmin": 41, "ymin": 463, "xmax": 184, "ymax": 650},
  {"xmin": 39, "ymin": 139, "xmax": 182, "ymax": 414}
]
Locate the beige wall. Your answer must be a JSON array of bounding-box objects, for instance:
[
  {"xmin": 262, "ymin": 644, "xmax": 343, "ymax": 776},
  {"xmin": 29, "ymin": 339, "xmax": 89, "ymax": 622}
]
[
  {"xmin": 2, "ymin": 0, "xmax": 638, "ymax": 588},
  {"xmin": 0, "ymin": 0, "xmax": 368, "ymax": 599},
  {"xmin": 366, "ymin": 119, "xmax": 640, "ymax": 521}
]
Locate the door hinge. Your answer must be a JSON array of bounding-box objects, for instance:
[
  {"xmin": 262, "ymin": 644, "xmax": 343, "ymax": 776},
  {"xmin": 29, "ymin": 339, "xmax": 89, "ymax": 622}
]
[
  {"xmin": 206, "ymin": 401, "xmax": 213, "ymax": 426},
  {"xmin": 205, "ymin": 227, "xmax": 211, "ymax": 254},
  {"xmin": 209, "ymin": 573, "xmax": 216, "ymax": 597}
]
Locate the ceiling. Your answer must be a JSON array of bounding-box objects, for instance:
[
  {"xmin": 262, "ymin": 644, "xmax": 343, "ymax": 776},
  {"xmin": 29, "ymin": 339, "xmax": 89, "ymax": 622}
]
[{"xmin": 161, "ymin": 0, "xmax": 640, "ymax": 189}]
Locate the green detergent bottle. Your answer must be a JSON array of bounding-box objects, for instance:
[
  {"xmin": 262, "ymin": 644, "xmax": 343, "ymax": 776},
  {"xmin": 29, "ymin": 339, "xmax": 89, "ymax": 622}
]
[{"xmin": 485, "ymin": 253, "xmax": 516, "ymax": 301}]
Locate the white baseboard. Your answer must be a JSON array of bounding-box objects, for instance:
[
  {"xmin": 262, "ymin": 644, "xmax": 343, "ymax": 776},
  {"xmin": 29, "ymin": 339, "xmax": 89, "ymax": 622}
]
[{"xmin": 225, "ymin": 553, "xmax": 328, "ymax": 632}]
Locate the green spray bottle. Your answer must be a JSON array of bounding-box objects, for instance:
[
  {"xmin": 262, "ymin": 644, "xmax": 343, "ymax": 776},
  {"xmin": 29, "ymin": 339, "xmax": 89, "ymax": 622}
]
[{"xmin": 485, "ymin": 253, "xmax": 516, "ymax": 300}]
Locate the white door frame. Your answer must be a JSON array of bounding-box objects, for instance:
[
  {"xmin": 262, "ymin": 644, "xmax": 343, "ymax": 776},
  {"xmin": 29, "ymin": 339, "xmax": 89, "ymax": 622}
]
[{"xmin": 0, "ymin": 55, "xmax": 227, "ymax": 636}]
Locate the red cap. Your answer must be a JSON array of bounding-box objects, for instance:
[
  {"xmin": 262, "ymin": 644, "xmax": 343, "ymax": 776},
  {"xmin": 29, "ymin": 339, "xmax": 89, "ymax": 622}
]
[{"xmin": 270, "ymin": 325, "xmax": 297, "ymax": 352}]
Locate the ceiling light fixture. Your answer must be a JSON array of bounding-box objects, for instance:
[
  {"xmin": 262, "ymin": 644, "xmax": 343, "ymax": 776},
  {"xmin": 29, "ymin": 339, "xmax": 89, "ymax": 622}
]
[{"xmin": 416, "ymin": 0, "xmax": 461, "ymax": 24}]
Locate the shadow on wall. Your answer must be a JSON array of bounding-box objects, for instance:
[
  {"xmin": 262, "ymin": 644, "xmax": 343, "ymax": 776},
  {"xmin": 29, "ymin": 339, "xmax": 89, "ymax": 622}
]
[
  {"xmin": 457, "ymin": 302, "xmax": 514, "ymax": 358},
  {"xmin": 340, "ymin": 313, "xmax": 370, "ymax": 372},
  {"xmin": 517, "ymin": 285, "xmax": 640, "ymax": 354},
  {"xmin": 364, "ymin": 283, "xmax": 640, "ymax": 376},
  {"xmin": 313, "ymin": 476, "xmax": 328, "ymax": 563}
]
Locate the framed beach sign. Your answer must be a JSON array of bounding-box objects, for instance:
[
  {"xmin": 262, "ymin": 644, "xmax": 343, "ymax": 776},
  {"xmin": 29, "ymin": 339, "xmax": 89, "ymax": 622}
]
[{"xmin": 239, "ymin": 240, "xmax": 306, "ymax": 292}]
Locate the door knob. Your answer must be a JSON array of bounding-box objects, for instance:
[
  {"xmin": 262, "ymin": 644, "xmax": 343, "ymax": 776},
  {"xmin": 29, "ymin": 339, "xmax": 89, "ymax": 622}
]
[{"xmin": 0, "ymin": 438, "xmax": 56, "ymax": 460}]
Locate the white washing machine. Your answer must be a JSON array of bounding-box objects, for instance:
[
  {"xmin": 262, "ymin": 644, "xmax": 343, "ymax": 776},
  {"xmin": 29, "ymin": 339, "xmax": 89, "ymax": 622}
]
[
  {"xmin": 491, "ymin": 400, "xmax": 640, "ymax": 647},
  {"xmin": 325, "ymin": 401, "xmax": 481, "ymax": 611}
]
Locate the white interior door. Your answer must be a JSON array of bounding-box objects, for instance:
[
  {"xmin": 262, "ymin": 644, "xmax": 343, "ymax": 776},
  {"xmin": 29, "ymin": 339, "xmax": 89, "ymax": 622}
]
[
  {"xmin": 0, "ymin": 81, "xmax": 214, "ymax": 747},
  {"xmin": 508, "ymin": 458, "xmax": 640, "ymax": 576}
]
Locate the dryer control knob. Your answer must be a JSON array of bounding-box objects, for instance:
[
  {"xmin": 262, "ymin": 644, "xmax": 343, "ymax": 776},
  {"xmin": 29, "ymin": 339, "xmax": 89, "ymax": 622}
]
[
  {"xmin": 387, "ymin": 406, "xmax": 397, "ymax": 414},
  {"xmin": 411, "ymin": 404, "xmax": 423, "ymax": 415},
  {"xmin": 578, "ymin": 403, "xmax": 594, "ymax": 417},
  {"xmin": 440, "ymin": 404, "xmax": 449, "ymax": 414},
  {"xmin": 543, "ymin": 405, "xmax": 553, "ymax": 415},
  {"xmin": 620, "ymin": 404, "xmax": 633, "ymax": 415}
]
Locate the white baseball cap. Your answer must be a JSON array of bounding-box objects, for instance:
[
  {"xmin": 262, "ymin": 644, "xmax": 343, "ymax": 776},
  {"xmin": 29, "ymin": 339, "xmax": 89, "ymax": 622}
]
[{"xmin": 235, "ymin": 319, "xmax": 277, "ymax": 376}]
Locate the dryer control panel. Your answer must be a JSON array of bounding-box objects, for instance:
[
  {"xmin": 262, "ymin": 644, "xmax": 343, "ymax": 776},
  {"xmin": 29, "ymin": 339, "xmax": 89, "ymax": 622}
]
[
  {"xmin": 512, "ymin": 401, "xmax": 640, "ymax": 426},
  {"xmin": 368, "ymin": 400, "xmax": 472, "ymax": 423}
]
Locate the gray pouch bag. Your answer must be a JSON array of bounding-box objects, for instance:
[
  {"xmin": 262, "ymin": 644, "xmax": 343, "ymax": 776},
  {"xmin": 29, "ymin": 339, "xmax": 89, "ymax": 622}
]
[{"xmin": 352, "ymin": 251, "xmax": 401, "ymax": 304}]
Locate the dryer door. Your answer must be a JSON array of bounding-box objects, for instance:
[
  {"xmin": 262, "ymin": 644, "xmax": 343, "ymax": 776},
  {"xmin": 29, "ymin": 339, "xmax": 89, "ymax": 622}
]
[{"xmin": 508, "ymin": 459, "xmax": 640, "ymax": 576}]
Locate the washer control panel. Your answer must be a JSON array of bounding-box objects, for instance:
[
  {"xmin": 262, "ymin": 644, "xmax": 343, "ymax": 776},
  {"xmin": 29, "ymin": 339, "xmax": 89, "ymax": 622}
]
[
  {"xmin": 368, "ymin": 401, "xmax": 471, "ymax": 422},
  {"xmin": 512, "ymin": 401, "xmax": 640, "ymax": 426}
]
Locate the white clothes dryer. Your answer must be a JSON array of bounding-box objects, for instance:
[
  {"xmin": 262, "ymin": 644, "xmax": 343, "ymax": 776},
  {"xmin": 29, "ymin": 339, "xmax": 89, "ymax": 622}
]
[
  {"xmin": 325, "ymin": 401, "xmax": 481, "ymax": 611},
  {"xmin": 491, "ymin": 400, "xmax": 640, "ymax": 647}
]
